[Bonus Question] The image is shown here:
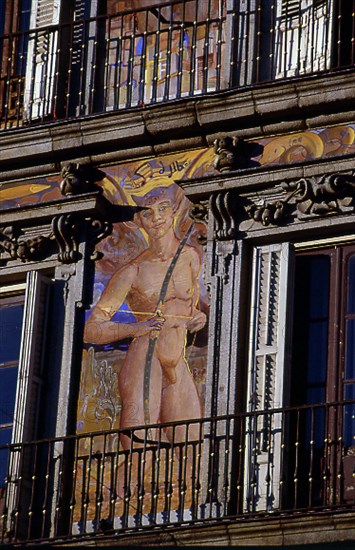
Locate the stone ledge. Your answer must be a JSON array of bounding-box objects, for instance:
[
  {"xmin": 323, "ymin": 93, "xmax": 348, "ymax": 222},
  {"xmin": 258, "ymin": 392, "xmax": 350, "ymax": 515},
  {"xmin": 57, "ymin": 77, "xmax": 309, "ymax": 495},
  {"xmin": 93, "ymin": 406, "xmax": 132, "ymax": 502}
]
[
  {"xmin": 0, "ymin": 70, "xmax": 354, "ymax": 174},
  {"xmin": 52, "ymin": 512, "xmax": 355, "ymax": 547}
]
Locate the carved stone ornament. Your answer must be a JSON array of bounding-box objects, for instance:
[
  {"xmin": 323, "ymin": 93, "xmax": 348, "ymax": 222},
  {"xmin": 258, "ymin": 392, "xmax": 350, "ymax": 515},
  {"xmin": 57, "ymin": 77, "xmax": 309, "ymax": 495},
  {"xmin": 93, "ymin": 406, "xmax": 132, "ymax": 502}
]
[
  {"xmin": 213, "ymin": 136, "xmax": 262, "ymax": 173},
  {"xmin": 51, "ymin": 214, "xmax": 113, "ymax": 264},
  {"xmin": 60, "ymin": 163, "xmax": 105, "ymax": 196},
  {"xmin": 210, "ymin": 190, "xmax": 238, "ymax": 240},
  {"xmin": 188, "ymin": 203, "xmax": 208, "ymax": 245},
  {"xmin": 246, "ymin": 172, "xmax": 355, "ymax": 226},
  {"xmin": 0, "ymin": 226, "xmax": 52, "ymax": 264},
  {"xmin": 0, "ymin": 215, "xmax": 112, "ymax": 266}
]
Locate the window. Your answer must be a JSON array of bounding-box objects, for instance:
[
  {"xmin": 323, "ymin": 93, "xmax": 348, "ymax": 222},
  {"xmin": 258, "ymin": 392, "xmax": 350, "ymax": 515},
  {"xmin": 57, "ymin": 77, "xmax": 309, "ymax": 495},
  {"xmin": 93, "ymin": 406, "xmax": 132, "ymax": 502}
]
[
  {"xmin": 291, "ymin": 243, "xmax": 355, "ymax": 503},
  {"xmin": 0, "ymin": 272, "xmax": 52, "ymax": 534},
  {"xmin": 0, "ymin": 290, "xmax": 25, "ymax": 490},
  {"xmin": 245, "ymin": 240, "xmax": 355, "ymax": 511}
]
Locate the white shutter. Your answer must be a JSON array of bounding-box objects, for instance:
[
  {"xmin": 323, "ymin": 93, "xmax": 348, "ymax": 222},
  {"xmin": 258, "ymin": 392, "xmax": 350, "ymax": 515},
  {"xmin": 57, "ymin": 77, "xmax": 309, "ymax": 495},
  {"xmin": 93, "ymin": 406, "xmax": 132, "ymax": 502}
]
[
  {"xmin": 23, "ymin": 0, "xmax": 61, "ymax": 121},
  {"xmin": 274, "ymin": 0, "xmax": 333, "ymax": 79},
  {"xmin": 5, "ymin": 271, "xmax": 52, "ymax": 536},
  {"xmin": 244, "ymin": 243, "xmax": 292, "ymax": 511}
]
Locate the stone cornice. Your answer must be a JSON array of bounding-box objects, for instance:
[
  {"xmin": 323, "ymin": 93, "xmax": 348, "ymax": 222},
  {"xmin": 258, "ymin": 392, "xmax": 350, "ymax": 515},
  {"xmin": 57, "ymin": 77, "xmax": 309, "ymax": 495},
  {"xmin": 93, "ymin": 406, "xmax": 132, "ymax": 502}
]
[{"xmin": 0, "ymin": 71, "xmax": 354, "ymax": 180}]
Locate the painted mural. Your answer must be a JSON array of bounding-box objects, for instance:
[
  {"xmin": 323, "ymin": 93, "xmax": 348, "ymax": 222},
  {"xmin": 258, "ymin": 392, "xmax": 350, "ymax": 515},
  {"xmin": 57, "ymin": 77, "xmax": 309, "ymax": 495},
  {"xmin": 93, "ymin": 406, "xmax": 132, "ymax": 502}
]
[
  {"xmin": 74, "ymin": 151, "xmax": 211, "ymax": 523},
  {"xmin": 1, "ymin": 123, "xmax": 355, "ymax": 212}
]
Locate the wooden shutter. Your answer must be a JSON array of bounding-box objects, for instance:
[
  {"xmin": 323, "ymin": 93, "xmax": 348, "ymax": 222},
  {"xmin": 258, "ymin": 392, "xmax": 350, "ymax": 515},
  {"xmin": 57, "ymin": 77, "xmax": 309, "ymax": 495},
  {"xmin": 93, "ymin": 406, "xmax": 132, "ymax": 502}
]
[
  {"xmin": 23, "ymin": 0, "xmax": 61, "ymax": 121},
  {"xmin": 244, "ymin": 243, "xmax": 292, "ymax": 511}
]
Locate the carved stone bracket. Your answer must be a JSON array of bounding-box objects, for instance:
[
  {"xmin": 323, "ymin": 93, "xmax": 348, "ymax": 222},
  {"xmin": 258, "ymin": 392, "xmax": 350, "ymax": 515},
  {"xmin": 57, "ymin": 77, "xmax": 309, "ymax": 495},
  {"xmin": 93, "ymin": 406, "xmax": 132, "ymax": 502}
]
[
  {"xmin": 87, "ymin": 217, "xmax": 112, "ymax": 261},
  {"xmin": 213, "ymin": 136, "xmax": 262, "ymax": 173},
  {"xmin": 245, "ymin": 172, "xmax": 355, "ymax": 227},
  {"xmin": 51, "ymin": 214, "xmax": 113, "ymax": 264},
  {"xmin": 210, "ymin": 191, "xmax": 238, "ymax": 240},
  {"xmin": 60, "ymin": 163, "xmax": 105, "ymax": 196},
  {"xmin": 51, "ymin": 214, "xmax": 81, "ymax": 264},
  {"xmin": 189, "ymin": 203, "xmax": 208, "ymax": 245}
]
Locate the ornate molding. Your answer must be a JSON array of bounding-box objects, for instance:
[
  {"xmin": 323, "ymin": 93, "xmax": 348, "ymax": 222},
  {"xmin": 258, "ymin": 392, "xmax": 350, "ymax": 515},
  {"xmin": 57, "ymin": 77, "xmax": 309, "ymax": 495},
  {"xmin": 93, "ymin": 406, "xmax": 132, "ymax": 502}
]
[
  {"xmin": 60, "ymin": 163, "xmax": 105, "ymax": 196},
  {"xmin": 0, "ymin": 214, "xmax": 113, "ymax": 266},
  {"xmin": 213, "ymin": 136, "xmax": 262, "ymax": 173},
  {"xmin": 210, "ymin": 191, "xmax": 238, "ymax": 240},
  {"xmin": 245, "ymin": 172, "xmax": 355, "ymax": 226},
  {"xmin": 0, "ymin": 226, "xmax": 53, "ymax": 264}
]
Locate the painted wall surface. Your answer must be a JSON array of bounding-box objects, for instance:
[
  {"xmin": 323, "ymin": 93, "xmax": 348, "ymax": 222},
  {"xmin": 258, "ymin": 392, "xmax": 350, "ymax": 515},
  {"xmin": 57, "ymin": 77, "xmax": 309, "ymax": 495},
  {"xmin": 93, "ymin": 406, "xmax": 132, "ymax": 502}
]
[{"xmin": 1, "ymin": 123, "xmax": 354, "ymax": 211}]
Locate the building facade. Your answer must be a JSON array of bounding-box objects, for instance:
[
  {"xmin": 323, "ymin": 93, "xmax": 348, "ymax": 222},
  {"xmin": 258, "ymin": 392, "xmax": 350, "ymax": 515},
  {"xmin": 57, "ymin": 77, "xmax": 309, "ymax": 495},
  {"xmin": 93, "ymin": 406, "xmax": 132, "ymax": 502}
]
[{"xmin": 0, "ymin": 0, "xmax": 355, "ymax": 545}]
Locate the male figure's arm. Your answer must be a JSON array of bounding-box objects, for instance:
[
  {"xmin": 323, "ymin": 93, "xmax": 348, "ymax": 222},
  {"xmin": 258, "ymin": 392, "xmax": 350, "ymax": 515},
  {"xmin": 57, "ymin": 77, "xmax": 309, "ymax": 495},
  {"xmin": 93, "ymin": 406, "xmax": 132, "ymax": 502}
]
[
  {"xmin": 84, "ymin": 263, "xmax": 164, "ymax": 344},
  {"xmin": 186, "ymin": 248, "xmax": 207, "ymax": 333}
]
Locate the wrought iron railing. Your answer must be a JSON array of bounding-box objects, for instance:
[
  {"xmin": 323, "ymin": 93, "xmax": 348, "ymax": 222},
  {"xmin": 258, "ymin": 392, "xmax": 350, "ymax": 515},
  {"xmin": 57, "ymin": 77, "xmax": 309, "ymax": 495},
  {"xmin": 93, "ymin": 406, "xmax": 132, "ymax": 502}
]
[
  {"xmin": 1, "ymin": 399, "xmax": 354, "ymax": 544},
  {"xmin": 0, "ymin": 0, "xmax": 354, "ymax": 130}
]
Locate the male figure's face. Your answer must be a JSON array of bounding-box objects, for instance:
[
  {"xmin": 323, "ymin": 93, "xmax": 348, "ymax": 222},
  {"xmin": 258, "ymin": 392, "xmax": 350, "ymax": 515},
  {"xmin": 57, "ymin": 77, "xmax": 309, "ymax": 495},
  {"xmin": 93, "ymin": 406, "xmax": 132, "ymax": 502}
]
[{"xmin": 137, "ymin": 199, "xmax": 174, "ymax": 239}]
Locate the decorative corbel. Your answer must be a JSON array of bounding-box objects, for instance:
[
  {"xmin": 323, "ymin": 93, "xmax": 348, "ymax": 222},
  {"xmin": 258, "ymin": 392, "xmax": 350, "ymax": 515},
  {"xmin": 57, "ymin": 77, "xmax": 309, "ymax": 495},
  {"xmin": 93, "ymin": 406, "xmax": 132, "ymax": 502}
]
[
  {"xmin": 51, "ymin": 214, "xmax": 80, "ymax": 264},
  {"xmin": 213, "ymin": 136, "xmax": 262, "ymax": 173},
  {"xmin": 189, "ymin": 203, "xmax": 208, "ymax": 245},
  {"xmin": 209, "ymin": 190, "xmax": 238, "ymax": 240},
  {"xmin": 60, "ymin": 163, "xmax": 105, "ymax": 196},
  {"xmin": 86, "ymin": 217, "xmax": 112, "ymax": 261},
  {"xmin": 51, "ymin": 214, "xmax": 113, "ymax": 264}
]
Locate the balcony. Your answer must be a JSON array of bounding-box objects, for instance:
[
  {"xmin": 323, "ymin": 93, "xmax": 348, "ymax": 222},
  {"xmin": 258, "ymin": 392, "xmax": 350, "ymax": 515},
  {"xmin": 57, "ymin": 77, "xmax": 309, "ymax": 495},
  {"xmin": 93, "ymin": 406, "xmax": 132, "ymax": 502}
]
[
  {"xmin": 1, "ymin": 399, "xmax": 354, "ymax": 545},
  {"xmin": 0, "ymin": 0, "xmax": 354, "ymax": 131}
]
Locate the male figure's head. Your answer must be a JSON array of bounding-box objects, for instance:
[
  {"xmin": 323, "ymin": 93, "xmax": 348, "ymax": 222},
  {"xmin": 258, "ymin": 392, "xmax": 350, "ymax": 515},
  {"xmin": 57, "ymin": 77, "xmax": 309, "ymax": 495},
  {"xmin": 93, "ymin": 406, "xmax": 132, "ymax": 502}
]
[{"xmin": 132, "ymin": 186, "xmax": 179, "ymax": 240}]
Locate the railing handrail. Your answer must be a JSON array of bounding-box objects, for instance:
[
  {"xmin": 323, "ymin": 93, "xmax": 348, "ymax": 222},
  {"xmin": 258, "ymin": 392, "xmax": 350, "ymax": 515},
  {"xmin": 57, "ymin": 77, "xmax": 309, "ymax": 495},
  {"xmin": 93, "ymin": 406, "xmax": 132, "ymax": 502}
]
[{"xmin": 1, "ymin": 397, "xmax": 354, "ymax": 452}]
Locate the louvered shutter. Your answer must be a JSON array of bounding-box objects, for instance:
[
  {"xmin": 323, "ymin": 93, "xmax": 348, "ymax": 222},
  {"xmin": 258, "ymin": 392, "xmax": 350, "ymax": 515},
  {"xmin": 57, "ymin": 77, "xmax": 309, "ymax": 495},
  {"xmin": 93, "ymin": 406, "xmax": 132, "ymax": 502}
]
[
  {"xmin": 244, "ymin": 243, "xmax": 292, "ymax": 511},
  {"xmin": 67, "ymin": 1, "xmax": 102, "ymax": 116},
  {"xmin": 5, "ymin": 271, "xmax": 52, "ymax": 536},
  {"xmin": 23, "ymin": 0, "xmax": 61, "ymax": 121},
  {"xmin": 274, "ymin": 0, "xmax": 333, "ymax": 79}
]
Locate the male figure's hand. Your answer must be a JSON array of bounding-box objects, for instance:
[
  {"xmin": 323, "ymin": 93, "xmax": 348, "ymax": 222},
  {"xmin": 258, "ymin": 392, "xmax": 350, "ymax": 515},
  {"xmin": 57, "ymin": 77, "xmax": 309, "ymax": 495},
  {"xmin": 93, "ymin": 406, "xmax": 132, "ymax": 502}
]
[
  {"xmin": 186, "ymin": 309, "xmax": 207, "ymax": 333},
  {"xmin": 133, "ymin": 313, "xmax": 165, "ymax": 337}
]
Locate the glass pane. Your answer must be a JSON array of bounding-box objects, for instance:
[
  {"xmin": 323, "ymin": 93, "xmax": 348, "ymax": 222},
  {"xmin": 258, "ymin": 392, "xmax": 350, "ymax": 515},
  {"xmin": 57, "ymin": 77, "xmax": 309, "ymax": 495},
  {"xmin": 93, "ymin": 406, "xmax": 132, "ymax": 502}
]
[
  {"xmin": 345, "ymin": 319, "xmax": 355, "ymax": 380},
  {"xmin": 0, "ymin": 366, "xmax": 18, "ymax": 426},
  {"xmin": 0, "ymin": 428, "xmax": 12, "ymax": 488},
  {"xmin": 307, "ymin": 321, "xmax": 328, "ymax": 385},
  {"xmin": 308, "ymin": 256, "xmax": 330, "ymax": 320},
  {"xmin": 347, "ymin": 255, "xmax": 355, "ymax": 314},
  {"xmin": 0, "ymin": 304, "xmax": 24, "ymax": 363},
  {"xmin": 291, "ymin": 255, "xmax": 330, "ymax": 406},
  {"xmin": 344, "ymin": 385, "xmax": 355, "ymax": 448}
]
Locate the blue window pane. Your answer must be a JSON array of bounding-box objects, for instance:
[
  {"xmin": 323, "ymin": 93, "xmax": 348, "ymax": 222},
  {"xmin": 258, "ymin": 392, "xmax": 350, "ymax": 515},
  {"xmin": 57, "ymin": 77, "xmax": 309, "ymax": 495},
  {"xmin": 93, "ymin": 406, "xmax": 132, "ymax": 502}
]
[
  {"xmin": 309, "ymin": 256, "xmax": 330, "ymax": 319},
  {"xmin": 307, "ymin": 321, "xmax": 328, "ymax": 385},
  {"xmin": 345, "ymin": 319, "xmax": 355, "ymax": 380},
  {"xmin": 0, "ymin": 366, "xmax": 18, "ymax": 426},
  {"xmin": 347, "ymin": 255, "xmax": 355, "ymax": 314},
  {"xmin": 344, "ymin": 385, "xmax": 355, "ymax": 448},
  {"xmin": 0, "ymin": 428, "xmax": 12, "ymax": 488},
  {"xmin": 0, "ymin": 304, "xmax": 24, "ymax": 363}
]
